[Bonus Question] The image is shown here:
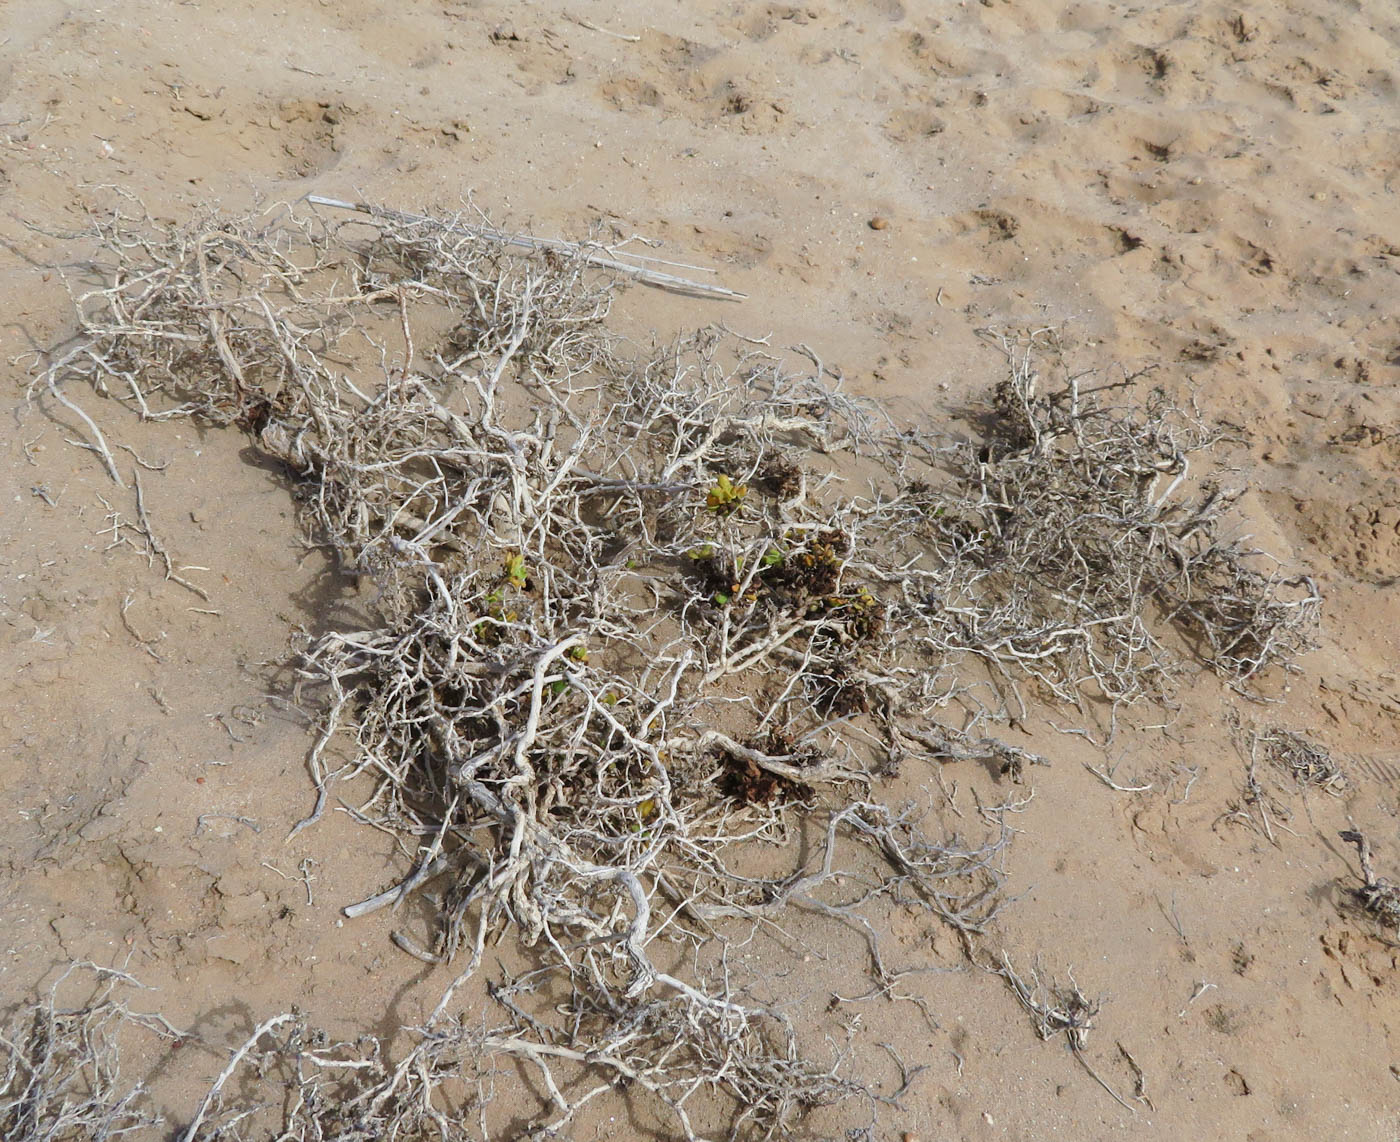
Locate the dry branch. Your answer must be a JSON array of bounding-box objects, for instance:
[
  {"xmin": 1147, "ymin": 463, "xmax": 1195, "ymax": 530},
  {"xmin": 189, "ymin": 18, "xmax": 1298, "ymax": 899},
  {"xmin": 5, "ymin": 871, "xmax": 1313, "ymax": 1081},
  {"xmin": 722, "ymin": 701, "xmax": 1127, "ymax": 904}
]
[{"xmin": 1339, "ymin": 829, "xmax": 1400, "ymax": 938}]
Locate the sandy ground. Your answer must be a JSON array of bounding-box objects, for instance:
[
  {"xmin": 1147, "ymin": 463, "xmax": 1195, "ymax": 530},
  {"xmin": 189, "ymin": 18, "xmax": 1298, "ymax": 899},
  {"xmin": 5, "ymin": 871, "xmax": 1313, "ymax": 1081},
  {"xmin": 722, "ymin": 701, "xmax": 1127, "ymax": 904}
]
[{"xmin": 3, "ymin": 0, "xmax": 1400, "ymax": 1138}]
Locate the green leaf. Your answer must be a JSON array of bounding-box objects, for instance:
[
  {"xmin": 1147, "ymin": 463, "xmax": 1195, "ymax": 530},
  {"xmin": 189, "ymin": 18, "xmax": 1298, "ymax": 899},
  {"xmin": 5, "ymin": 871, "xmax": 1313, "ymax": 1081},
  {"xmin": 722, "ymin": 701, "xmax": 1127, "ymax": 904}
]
[
  {"xmin": 705, "ymin": 474, "xmax": 748, "ymax": 515},
  {"xmin": 503, "ymin": 551, "xmax": 528, "ymax": 589}
]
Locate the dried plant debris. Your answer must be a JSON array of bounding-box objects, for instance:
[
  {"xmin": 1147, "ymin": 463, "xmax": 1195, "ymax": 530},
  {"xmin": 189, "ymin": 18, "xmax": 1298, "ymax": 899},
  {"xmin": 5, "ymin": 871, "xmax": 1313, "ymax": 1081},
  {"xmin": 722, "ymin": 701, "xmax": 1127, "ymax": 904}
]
[
  {"xmin": 1224, "ymin": 726, "xmax": 1343, "ymax": 843},
  {"xmin": 0, "ymin": 964, "xmax": 179, "ymax": 1142},
  {"xmin": 918, "ymin": 347, "xmax": 1320, "ymax": 712},
  {"xmin": 1339, "ymin": 830, "xmax": 1400, "ymax": 939},
  {"xmin": 993, "ymin": 954, "xmax": 1139, "ymax": 1113},
  {"xmin": 1227, "ymin": 757, "xmax": 1294, "ymax": 845},
  {"xmin": 1257, "ymin": 727, "xmax": 1344, "ymax": 794},
  {"xmin": 28, "ymin": 198, "xmax": 1321, "ymax": 1136},
  {"xmin": 995, "ymin": 953, "xmax": 1099, "ymax": 1050},
  {"xmin": 6, "ymin": 972, "xmax": 863, "ymax": 1142}
]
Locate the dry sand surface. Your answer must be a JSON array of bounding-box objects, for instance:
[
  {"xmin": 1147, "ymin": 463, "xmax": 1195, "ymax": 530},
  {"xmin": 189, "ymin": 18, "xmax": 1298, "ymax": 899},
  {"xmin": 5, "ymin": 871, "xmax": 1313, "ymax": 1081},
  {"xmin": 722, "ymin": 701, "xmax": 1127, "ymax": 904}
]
[{"xmin": 3, "ymin": 0, "xmax": 1400, "ymax": 1138}]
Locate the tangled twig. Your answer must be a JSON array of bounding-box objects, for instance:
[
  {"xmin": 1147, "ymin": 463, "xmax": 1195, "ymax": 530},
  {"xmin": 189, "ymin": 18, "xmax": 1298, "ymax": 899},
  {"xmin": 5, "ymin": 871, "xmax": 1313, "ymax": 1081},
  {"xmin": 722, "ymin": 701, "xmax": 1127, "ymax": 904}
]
[{"xmin": 0, "ymin": 964, "xmax": 181, "ymax": 1142}]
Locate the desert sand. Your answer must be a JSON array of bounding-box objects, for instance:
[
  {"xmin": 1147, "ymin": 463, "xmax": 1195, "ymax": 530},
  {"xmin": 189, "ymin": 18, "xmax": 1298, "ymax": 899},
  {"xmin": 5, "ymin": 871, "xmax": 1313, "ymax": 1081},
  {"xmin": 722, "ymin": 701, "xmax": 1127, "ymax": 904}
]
[{"xmin": 3, "ymin": 0, "xmax": 1400, "ymax": 1139}]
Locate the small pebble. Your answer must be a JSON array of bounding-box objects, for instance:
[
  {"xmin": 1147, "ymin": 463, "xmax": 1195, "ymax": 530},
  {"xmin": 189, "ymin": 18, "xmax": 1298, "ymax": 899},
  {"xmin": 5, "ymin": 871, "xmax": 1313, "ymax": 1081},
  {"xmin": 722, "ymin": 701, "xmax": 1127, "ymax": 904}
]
[
  {"xmin": 902, "ymin": 1133, "xmax": 919, "ymax": 1142},
  {"xmin": 868, "ymin": 216, "xmax": 889, "ymax": 230}
]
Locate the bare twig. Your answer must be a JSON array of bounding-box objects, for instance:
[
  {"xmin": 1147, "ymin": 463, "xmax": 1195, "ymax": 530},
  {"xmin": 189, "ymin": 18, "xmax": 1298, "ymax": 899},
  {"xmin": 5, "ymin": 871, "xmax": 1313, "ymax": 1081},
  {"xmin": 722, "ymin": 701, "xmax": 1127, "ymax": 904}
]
[
  {"xmin": 132, "ymin": 470, "xmax": 209, "ymax": 600},
  {"xmin": 179, "ymin": 1013, "xmax": 297, "ymax": 1142},
  {"xmin": 571, "ymin": 15, "xmax": 643, "ymax": 41}
]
